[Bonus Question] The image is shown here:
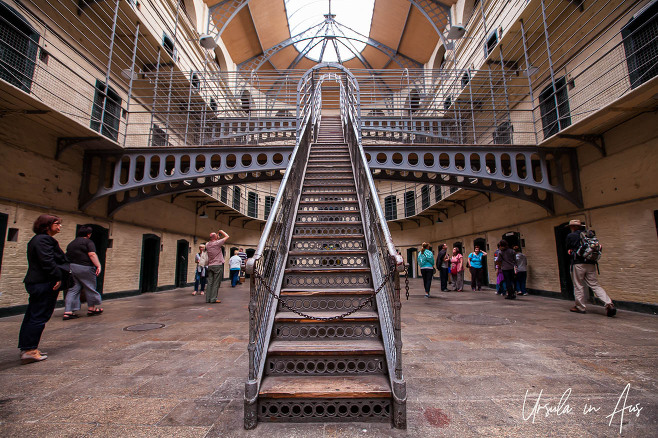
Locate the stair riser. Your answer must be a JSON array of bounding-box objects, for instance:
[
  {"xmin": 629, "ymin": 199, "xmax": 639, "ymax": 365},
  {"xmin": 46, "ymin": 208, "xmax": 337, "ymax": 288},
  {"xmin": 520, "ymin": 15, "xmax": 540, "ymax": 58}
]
[
  {"xmin": 292, "ymin": 229, "xmax": 363, "ymax": 238},
  {"xmin": 287, "ymin": 254, "xmax": 369, "ymax": 269},
  {"xmin": 272, "ymin": 320, "xmax": 380, "ymax": 341},
  {"xmin": 258, "ymin": 399, "xmax": 391, "ymax": 423},
  {"xmin": 283, "ymin": 272, "xmax": 372, "ymax": 289},
  {"xmin": 300, "ymin": 196, "xmax": 357, "ymax": 203},
  {"xmin": 276, "ymin": 295, "xmax": 375, "ymax": 313},
  {"xmin": 290, "ymin": 238, "xmax": 365, "ymax": 251},
  {"xmin": 265, "ymin": 355, "xmax": 386, "ymax": 376}
]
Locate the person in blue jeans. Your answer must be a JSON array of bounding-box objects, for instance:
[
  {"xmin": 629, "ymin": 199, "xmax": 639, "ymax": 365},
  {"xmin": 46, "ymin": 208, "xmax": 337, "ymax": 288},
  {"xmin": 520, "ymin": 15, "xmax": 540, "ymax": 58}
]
[
  {"xmin": 467, "ymin": 246, "xmax": 487, "ymax": 291},
  {"xmin": 514, "ymin": 246, "xmax": 528, "ymax": 295},
  {"xmin": 228, "ymin": 249, "xmax": 242, "ymax": 287},
  {"xmin": 417, "ymin": 242, "xmax": 435, "ymax": 297}
]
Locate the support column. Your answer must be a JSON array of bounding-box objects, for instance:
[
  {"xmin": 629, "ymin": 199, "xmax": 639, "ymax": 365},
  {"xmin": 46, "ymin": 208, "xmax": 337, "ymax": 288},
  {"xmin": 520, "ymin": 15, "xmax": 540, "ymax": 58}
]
[
  {"xmin": 520, "ymin": 19, "xmax": 539, "ymax": 144},
  {"xmin": 98, "ymin": 0, "xmax": 120, "ymax": 140},
  {"xmin": 122, "ymin": 21, "xmax": 140, "ymax": 147},
  {"xmin": 540, "ymin": 0, "xmax": 563, "ymax": 134}
]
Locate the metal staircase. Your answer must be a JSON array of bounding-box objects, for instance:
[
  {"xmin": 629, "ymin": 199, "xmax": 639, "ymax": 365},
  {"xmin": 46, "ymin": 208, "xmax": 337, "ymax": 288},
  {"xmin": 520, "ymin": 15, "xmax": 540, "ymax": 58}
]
[
  {"xmin": 245, "ymin": 65, "xmax": 406, "ymax": 429},
  {"xmin": 255, "ymin": 116, "xmax": 394, "ymax": 423}
]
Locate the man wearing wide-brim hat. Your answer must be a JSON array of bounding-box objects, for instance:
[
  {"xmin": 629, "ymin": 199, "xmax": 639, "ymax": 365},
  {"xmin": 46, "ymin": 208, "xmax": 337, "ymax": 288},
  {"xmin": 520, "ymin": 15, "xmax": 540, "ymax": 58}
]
[{"xmin": 565, "ymin": 219, "xmax": 616, "ymax": 317}]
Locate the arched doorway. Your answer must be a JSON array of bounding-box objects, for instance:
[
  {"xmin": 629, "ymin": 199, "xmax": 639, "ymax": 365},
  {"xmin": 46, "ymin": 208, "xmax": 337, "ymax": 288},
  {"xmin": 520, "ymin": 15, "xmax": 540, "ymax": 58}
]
[
  {"xmin": 140, "ymin": 234, "xmax": 160, "ymax": 293},
  {"xmin": 406, "ymin": 248, "xmax": 418, "ymax": 278},
  {"xmin": 554, "ymin": 223, "xmax": 574, "ymax": 299},
  {"xmin": 175, "ymin": 239, "xmax": 189, "ymax": 287}
]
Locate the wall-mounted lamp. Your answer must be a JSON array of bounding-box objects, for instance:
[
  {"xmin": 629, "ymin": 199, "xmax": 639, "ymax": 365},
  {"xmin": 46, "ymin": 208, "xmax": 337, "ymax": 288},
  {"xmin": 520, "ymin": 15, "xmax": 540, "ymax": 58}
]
[
  {"xmin": 446, "ymin": 25, "xmax": 466, "ymax": 40},
  {"xmin": 199, "ymin": 34, "xmax": 218, "ymax": 50},
  {"xmin": 199, "ymin": 210, "xmax": 208, "ymax": 219}
]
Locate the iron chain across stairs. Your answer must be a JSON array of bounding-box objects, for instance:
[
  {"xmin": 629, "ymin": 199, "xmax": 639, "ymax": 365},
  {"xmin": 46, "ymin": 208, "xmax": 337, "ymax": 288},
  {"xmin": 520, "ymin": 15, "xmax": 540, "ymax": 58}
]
[{"xmin": 253, "ymin": 267, "xmax": 408, "ymax": 321}]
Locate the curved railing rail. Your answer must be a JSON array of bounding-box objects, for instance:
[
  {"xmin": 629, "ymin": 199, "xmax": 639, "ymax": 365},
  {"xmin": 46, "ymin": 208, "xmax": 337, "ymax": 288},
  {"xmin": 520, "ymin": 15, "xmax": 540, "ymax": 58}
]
[
  {"xmin": 338, "ymin": 66, "xmax": 407, "ymax": 428},
  {"xmin": 243, "ymin": 68, "xmax": 321, "ymax": 429}
]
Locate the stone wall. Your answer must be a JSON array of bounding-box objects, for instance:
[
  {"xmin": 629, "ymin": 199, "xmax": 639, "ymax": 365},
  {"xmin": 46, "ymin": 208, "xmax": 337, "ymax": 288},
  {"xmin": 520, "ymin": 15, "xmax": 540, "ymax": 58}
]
[
  {"xmin": 0, "ymin": 114, "xmax": 261, "ymax": 309},
  {"xmin": 391, "ymin": 111, "xmax": 658, "ymax": 305}
]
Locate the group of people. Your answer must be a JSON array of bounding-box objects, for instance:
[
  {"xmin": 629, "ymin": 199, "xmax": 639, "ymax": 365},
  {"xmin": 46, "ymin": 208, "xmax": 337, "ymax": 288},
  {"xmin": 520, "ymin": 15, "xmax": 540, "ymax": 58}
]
[
  {"xmin": 493, "ymin": 241, "xmax": 527, "ymax": 300},
  {"xmin": 414, "ymin": 218, "xmax": 616, "ymax": 317},
  {"xmin": 417, "ymin": 240, "xmax": 526, "ymax": 300},
  {"xmin": 417, "ymin": 240, "xmax": 528, "ymax": 300},
  {"xmin": 418, "ymin": 242, "xmax": 491, "ymax": 296},
  {"xmin": 19, "ymin": 215, "xmax": 103, "ymax": 364}
]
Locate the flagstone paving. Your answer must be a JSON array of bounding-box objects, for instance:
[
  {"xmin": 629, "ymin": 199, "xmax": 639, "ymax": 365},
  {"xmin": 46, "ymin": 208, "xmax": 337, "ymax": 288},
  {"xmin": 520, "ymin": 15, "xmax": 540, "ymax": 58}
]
[{"xmin": 0, "ymin": 279, "xmax": 655, "ymax": 437}]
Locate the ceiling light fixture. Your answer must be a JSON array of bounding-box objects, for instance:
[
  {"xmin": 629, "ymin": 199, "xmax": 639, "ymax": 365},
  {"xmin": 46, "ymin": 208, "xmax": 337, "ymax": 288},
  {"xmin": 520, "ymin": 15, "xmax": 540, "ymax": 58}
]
[{"xmin": 199, "ymin": 34, "xmax": 217, "ymax": 50}]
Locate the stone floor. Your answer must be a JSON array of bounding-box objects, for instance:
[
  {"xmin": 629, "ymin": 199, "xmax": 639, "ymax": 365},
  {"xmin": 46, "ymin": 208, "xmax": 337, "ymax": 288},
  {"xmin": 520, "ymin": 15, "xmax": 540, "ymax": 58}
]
[{"xmin": 0, "ymin": 278, "xmax": 655, "ymax": 437}]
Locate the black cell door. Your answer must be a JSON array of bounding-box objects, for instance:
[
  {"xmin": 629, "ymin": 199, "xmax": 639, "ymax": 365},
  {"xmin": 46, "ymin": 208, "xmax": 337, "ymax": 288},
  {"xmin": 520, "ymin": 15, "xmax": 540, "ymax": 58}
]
[
  {"xmin": 0, "ymin": 213, "xmax": 7, "ymax": 274},
  {"xmin": 554, "ymin": 223, "xmax": 574, "ymax": 299},
  {"xmin": 502, "ymin": 231, "xmax": 521, "ymax": 249},
  {"xmin": 473, "ymin": 237, "xmax": 489, "ymax": 286},
  {"xmin": 140, "ymin": 234, "xmax": 160, "ymax": 293},
  {"xmin": 245, "ymin": 248, "xmax": 256, "ymax": 278},
  {"xmin": 75, "ymin": 224, "xmax": 109, "ymax": 293},
  {"xmin": 406, "ymin": 248, "xmax": 417, "ymax": 278},
  {"xmin": 175, "ymin": 239, "xmax": 189, "ymax": 287}
]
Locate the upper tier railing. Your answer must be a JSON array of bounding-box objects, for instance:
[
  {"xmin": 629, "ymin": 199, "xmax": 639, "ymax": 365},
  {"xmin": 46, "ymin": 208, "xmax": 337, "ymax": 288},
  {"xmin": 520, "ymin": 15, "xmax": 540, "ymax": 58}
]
[{"xmin": 2, "ymin": 0, "xmax": 656, "ymax": 152}]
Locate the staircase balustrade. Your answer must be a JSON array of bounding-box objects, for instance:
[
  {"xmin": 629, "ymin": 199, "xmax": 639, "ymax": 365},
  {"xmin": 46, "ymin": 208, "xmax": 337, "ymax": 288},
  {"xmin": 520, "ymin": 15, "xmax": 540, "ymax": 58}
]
[{"xmin": 243, "ymin": 72, "xmax": 320, "ymax": 428}]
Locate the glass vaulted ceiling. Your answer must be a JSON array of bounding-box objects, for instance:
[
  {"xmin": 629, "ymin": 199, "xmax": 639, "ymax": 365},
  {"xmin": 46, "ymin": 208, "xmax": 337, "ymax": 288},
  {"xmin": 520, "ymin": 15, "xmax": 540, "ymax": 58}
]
[{"xmin": 285, "ymin": 0, "xmax": 375, "ymax": 63}]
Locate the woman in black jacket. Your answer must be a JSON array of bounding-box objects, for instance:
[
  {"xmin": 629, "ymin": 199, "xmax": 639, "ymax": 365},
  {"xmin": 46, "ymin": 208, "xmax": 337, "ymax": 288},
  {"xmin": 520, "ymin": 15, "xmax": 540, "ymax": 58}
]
[{"xmin": 19, "ymin": 214, "xmax": 70, "ymax": 364}]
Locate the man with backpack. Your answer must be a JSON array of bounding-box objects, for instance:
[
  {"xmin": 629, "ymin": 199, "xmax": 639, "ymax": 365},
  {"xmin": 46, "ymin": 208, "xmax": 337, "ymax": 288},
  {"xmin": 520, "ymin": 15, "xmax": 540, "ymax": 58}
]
[{"xmin": 565, "ymin": 219, "xmax": 616, "ymax": 317}]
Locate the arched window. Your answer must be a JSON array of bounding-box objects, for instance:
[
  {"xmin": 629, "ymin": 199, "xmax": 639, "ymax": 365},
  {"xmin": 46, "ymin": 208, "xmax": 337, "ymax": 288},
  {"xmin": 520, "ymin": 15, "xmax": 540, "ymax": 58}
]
[
  {"xmin": 0, "ymin": 1, "xmax": 39, "ymax": 93},
  {"xmin": 404, "ymin": 191, "xmax": 415, "ymax": 217},
  {"xmin": 421, "ymin": 185, "xmax": 431, "ymax": 210},
  {"xmin": 240, "ymin": 90, "xmax": 251, "ymax": 114},
  {"xmin": 384, "ymin": 195, "xmax": 397, "ymax": 221},
  {"xmin": 232, "ymin": 186, "xmax": 241, "ymax": 210},
  {"xmin": 539, "ymin": 77, "xmax": 571, "ymax": 138},
  {"xmin": 247, "ymin": 191, "xmax": 258, "ymax": 217},
  {"xmin": 406, "ymin": 89, "xmax": 421, "ymax": 115}
]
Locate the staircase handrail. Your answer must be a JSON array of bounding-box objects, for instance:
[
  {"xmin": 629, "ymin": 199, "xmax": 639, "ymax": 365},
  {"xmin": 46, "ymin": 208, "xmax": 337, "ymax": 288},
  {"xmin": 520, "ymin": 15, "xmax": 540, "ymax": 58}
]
[{"xmin": 243, "ymin": 71, "xmax": 318, "ymax": 427}]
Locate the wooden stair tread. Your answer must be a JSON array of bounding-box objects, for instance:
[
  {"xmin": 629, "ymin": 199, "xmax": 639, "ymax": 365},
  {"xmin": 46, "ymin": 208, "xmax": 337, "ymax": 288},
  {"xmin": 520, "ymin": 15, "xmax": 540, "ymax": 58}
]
[
  {"xmin": 268, "ymin": 338, "xmax": 384, "ymax": 354},
  {"xmin": 259, "ymin": 375, "xmax": 391, "ymax": 399}
]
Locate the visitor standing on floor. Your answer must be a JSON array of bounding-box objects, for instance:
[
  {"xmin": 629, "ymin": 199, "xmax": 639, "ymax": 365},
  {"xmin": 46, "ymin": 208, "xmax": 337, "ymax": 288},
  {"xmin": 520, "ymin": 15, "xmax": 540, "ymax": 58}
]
[
  {"xmin": 417, "ymin": 242, "xmax": 435, "ymax": 297},
  {"xmin": 193, "ymin": 243, "xmax": 208, "ymax": 296},
  {"xmin": 229, "ymin": 249, "xmax": 242, "ymax": 287},
  {"xmin": 19, "ymin": 214, "xmax": 70, "ymax": 364},
  {"xmin": 63, "ymin": 225, "xmax": 103, "ymax": 320},
  {"xmin": 450, "ymin": 247, "xmax": 464, "ymax": 291},
  {"xmin": 494, "ymin": 243, "xmax": 505, "ymax": 295},
  {"xmin": 237, "ymin": 247, "xmax": 247, "ymax": 279},
  {"xmin": 467, "ymin": 246, "xmax": 487, "ymax": 291},
  {"xmin": 514, "ymin": 246, "xmax": 528, "ymax": 296},
  {"xmin": 566, "ymin": 219, "xmax": 616, "ymax": 316},
  {"xmin": 496, "ymin": 240, "xmax": 516, "ymax": 300},
  {"xmin": 205, "ymin": 229, "xmax": 229, "ymax": 303},
  {"xmin": 437, "ymin": 243, "xmax": 449, "ymax": 292}
]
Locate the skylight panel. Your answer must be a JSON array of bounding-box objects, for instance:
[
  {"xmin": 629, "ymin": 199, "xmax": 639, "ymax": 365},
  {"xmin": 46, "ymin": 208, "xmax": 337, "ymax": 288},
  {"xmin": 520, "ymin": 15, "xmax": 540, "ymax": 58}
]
[{"xmin": 285, "ymin": 0, "xmax": 375, "ymax": 63}]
